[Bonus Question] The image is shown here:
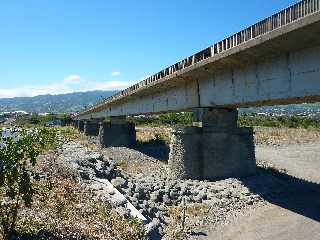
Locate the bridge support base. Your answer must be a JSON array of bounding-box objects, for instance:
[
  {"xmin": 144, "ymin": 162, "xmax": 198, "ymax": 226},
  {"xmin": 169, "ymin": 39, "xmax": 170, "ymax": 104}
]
[
  {"xmin": 168, "ymin": 108, "xmax": 256, "ymax": 180},
  {"xmin": 84, "ymin": 120, "xmax": 100, "ymax": 136},
  {"xmin": 78, "ymin": 120, "xmax": 85, "ymax": 132},
  {"xmin": 99, "ymin": 117, "xmax": 136, "ymax": 147}
]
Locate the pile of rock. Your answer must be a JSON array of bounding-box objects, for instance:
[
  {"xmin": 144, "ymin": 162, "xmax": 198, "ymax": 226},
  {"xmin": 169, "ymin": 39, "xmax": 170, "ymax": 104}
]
[{"xmin": 57, "ymin": 140, "xmax": 269, "ymax": 239}]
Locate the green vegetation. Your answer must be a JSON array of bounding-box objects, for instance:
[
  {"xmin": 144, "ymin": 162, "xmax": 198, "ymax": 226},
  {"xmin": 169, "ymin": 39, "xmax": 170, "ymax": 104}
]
[
  {"xmin": 0, "ymin": 127, "xmax": 145, "ymax": 239},
  {"xmin": 130, "ymin": 112, "xmax": 192, "ymax": 126},
  {"xmin": 137, "ymin": 132, "xmax": 170, "ymax": 146},
  {"xmin": 239, "ymin": 114, "xmax": 320, "ymax": 129},
  {"xmin": 16, "ymin": 114, "xmax": 72, "ymax": 127},
  {"xmin": 132, "ymin": 112, "xmax": 320, "ymax": 129},
  {"xmin": 0, "ymin": 128, "xmax": 57, "ymax": 239}
]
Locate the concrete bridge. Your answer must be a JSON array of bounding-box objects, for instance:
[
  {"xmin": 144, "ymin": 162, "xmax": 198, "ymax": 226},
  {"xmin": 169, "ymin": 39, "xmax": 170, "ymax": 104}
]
[{"xmin": 74, "ymin": 0, "xmax": 320, "ymax": 180}]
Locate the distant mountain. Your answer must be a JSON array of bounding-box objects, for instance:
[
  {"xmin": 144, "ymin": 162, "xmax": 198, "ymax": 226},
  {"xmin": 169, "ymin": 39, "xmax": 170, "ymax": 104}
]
[{"xmin": 0, "ymin": 90, "xmax": 117, "ymax": 113}]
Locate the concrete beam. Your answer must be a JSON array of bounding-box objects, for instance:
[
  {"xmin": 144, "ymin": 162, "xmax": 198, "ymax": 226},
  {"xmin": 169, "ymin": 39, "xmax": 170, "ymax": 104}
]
[{"xmin": 76, "ymin": 43, "xmax": 320, "ymax": 120}]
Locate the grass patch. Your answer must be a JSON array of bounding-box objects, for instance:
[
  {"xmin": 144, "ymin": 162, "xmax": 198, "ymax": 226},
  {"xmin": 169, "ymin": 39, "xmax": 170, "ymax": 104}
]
[
  {"xmin": 239, "ymin": 114, "xmax": 320, "ymax": 129},
  {"xmin": 136, "ymin": 131, "xmax": 170, "ymax": 146}
]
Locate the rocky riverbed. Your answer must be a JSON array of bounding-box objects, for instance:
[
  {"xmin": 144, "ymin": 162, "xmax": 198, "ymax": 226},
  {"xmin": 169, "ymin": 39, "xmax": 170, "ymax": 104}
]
[{"xmin": 54, "ymin": 131, "xmax": 310, "ymax": 240}]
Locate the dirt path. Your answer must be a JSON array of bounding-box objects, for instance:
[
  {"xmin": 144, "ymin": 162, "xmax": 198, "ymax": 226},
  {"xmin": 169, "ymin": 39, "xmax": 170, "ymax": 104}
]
[
  {"xmin": 206, "ymin": 192, "xmax": 320, "ymax": 240},
  {"xmin": 256, "ymin": 142, "xmax": 320, "ymax": 183},
  {"xmin": 199, "ymin": 141, "xmax": 320, "ymax": 240}
]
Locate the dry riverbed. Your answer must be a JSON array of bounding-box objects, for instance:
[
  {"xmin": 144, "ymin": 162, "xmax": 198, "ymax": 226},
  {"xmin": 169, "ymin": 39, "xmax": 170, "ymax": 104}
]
[
  {"xmin": 11, "ymin": 126, "xmax": 320, "ymax": 240},
  {"xmin": 73, "ymin": 126, "xmax": 320, "ymax": 239}
]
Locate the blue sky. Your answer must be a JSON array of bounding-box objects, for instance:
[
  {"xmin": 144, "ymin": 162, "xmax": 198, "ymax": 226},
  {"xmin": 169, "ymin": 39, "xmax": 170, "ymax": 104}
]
[{"xmin": 0, "ymin": 0, "xmax": 298, "ymax": 98}]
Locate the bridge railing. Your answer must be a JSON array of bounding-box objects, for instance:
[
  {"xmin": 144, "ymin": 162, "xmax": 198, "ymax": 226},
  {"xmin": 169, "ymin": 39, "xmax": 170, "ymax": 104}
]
[{"xmin": 81, "ymin": 0, "xmax": 320, "ymax": 115}]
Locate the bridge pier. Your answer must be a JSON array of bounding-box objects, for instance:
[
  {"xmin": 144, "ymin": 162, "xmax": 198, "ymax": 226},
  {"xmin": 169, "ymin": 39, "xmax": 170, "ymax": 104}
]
[
  {"xmin": 84, "ymin": 120, "xmax": 100, "ymax": 136},
  {"xmin": 99, "ymin": 116, "xmax": 136, "ymax": 147},
  {"xmin": 169, "ymin": 108, "xmax": 256, "ymax": 180},
  {"xmin": 78, "ymin": 120, "xmax": 85, "ymax": 132},
  {"xmin": 72, "ymin": 120, "xmax": 77, "ymax": 128}
]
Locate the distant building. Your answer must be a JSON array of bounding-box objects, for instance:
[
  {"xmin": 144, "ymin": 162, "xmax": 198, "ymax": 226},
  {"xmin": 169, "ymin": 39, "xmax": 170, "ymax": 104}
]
[{"xmin": 39, "ymin": 112, "xmax": 51, "ymax": 116}]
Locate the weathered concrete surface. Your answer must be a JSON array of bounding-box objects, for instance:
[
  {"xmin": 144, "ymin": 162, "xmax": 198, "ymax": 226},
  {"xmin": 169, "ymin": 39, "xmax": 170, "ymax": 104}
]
[
  {"xmin": 84, "ymin": 121, "xmax": 100, "ymax": 136},
  {"xmin": 75, "ymin": 1, "xmax": 320, "ymax": 120},
  {"xmin": 169, "ymin": 108, "xmax": 256, "ymax": 180},
  {"xmin": 202, "ymin": 127, "xmax": 255, "ymax": 179},
  {"xmin": 99, "ymin": 120, "xmax": 136, "ymax": 147},
  {"xmin": 168, "ymin": 127, "xmax": 202, "ymax": 179},
  {"xmin": 72, "ymin": 120, "xmax": 78, "ymax": 128},
  {"xmin": 78, "ymin": 120, "xmax": 85, "ymax": 132}
]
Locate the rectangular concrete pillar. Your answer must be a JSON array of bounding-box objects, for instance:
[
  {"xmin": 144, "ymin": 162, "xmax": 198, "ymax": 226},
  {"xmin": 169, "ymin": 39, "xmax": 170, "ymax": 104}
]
[
  {"xmin": 78, "ymin": 120, "xmax": 85, "ymax": 132},
  {"xmin": 99, "ymin": 117, "xmax": 136, "ymax": 147},
  {"xmin": 168, "ymin": 108, "xmax": 256, "ymax": 180},
  {"xmin": 73, "ymin": 120, "xmax": 78, "ymax": 128},
  {"xmin": 84, "ymin": 120, "xmax": 100, "ymax": 136},
  {"xmin": 168, "ymin": 127, "xmax": 203, "ymax": 179}
]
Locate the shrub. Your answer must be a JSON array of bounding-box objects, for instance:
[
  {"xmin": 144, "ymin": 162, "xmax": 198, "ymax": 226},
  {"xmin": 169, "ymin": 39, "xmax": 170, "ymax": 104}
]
[{"xmin": 0, "ymin": 128, "xmax": 57, "ymax": 239}]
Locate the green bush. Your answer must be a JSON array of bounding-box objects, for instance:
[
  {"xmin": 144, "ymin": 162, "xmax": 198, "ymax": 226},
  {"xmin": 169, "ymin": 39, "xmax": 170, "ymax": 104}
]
[
  {"xmin": 238, "ymin": 114, "xmax": 320, "ymax": 129},
  {"xmin": 131, "ymin": 112, "xmax": 192, "ymax": 126},
  {"xmin": 0, "ymin": 128, "xmax": 57, "ymax": 239}
]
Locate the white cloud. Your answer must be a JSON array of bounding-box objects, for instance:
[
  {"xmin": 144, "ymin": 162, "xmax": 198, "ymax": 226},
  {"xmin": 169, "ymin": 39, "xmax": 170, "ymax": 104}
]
[
  {"xmin": 111, "ymin": 71, "xmax": 121, "ymax": 77},
  {"xmin": 0, "ymin": 83, "xmax": 73, "ymax": 98},
  {"xmin": 0, "ymin": 75, "xmax": 135, "ymax": 99},
  {"xmin": 64, "ymin": 74, "xmax": 81, "ymax": 84}
]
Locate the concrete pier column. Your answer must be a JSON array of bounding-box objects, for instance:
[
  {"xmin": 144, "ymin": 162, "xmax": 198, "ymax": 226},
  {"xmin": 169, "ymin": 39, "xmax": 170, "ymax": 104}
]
[
  {"xmin": 168, "ymin": 127, "xmax": 202, "ymax": 179},
  {"xmin": 78, "ymin": 120, "xmax": 85, "ymax": 132},
  {"xmin": 84, "ymin": 120, "xmax": 100, "ymax": 136},
  {"xmin": 168, "ymin": 108, "xmax": 256, "ymax": 180},
  {"xmin": 99, "ymin": 116, "xmax": 136, "ymax": 147}
]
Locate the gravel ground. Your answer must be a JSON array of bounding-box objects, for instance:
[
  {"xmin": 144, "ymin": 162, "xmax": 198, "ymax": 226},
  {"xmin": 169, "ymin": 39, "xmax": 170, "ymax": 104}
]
[{"xmin": 54, "ymin": 127, "xmax": 320, "ymax": 240}]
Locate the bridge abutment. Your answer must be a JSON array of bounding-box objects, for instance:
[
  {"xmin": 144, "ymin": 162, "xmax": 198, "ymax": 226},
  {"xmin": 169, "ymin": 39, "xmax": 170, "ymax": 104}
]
[
  {"xmin": 169, "ymin": 108, "xmax": 256, "ymax": 180},
  {"xmin": 99, "ymin": 116, "xmax": 136, "ymax": 147}
]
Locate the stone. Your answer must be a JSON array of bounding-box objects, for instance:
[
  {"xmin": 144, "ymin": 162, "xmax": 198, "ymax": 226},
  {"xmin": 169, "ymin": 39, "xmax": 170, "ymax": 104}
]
[
  {"xmin": 111, "ymin": 196, "xmax": 127, "ymax": 207},
  {"xmin": 79, "ymin": 171, "xmax": 93, "ymax": 180},
  {"xmin": 162, "ymin": 194, "xmax": 171, "ymax": 204},
  {"xmin": 111, "ymin": 177, "xmax": 127, "ymax": 188}
]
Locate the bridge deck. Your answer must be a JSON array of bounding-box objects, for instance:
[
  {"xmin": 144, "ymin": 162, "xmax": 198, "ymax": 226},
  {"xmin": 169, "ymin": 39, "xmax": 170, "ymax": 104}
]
[{"xmin": 76, "ymin": 0, "xmax": 320, "ymax": 120}]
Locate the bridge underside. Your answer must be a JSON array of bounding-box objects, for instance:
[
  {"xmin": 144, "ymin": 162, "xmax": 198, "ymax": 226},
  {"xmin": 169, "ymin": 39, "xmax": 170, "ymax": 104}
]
[
  {"xmin": 82, "ymin": 43, "xmax": 320, "ymax": 120},
  {"xmin": 74, "ymin": 9, "xmax": 320, "ymax": 180},
  {"xmin": 77, "ymin": 14, "xmax": 320, "ymax": 120}
]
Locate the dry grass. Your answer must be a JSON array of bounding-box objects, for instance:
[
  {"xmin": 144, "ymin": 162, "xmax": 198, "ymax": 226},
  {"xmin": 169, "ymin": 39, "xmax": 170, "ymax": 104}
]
[
  {"xmin": 1, "ymin": 149, "xmax": 145, "ymax": 240},
  {"xmin": 115, "ymin": 160, "xmax": 143, "ymax": 174},
  {"xmin": 136, "ymin": 127, "xmax": 171, "ymax": 145},
  {"xmin": 254, "ymin": 127, "xmax": 320, "ymax": 146},
  {"xmin": 165, "ymin": 203, "xmax": 211, "ymax": 240}
]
